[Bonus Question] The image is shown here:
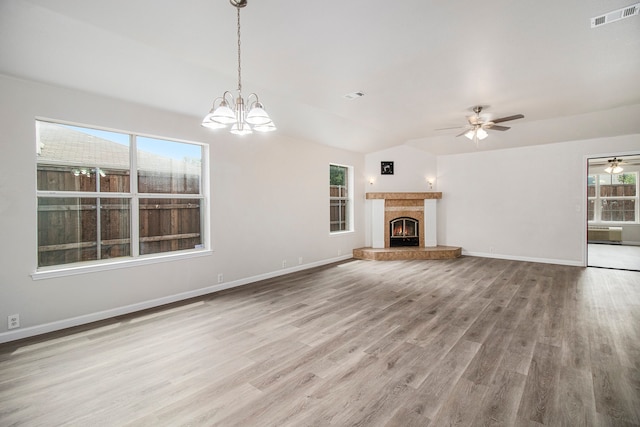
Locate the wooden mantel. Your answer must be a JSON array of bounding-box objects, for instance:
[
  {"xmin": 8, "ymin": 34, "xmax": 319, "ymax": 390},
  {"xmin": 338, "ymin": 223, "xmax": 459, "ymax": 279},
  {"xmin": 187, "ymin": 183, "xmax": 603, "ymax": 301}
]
[{"xmin": 365, "ymin": 192, "xmax": 442, "ymax": 200}]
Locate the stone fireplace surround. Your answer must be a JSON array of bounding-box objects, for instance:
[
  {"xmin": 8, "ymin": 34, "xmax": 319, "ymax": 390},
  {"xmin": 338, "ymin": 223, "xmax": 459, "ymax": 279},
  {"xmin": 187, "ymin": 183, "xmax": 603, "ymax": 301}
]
[{"xmin": 353, "ymin": 192, "xmax": 461, "ymax": 260}]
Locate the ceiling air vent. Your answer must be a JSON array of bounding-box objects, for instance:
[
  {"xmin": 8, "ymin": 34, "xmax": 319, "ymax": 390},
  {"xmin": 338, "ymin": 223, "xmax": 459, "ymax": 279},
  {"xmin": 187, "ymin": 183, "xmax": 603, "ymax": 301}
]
[{"xmin": 591, "ymin": 3, "xmax": 639, "ymax": 28}]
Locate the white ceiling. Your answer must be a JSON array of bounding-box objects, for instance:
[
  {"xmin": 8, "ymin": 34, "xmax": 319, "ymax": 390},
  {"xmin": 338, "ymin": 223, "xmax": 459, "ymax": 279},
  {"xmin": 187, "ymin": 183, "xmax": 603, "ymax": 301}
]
[{"xmin": 1, "ymin": 0, "xmax": 639, "ymax": 154}]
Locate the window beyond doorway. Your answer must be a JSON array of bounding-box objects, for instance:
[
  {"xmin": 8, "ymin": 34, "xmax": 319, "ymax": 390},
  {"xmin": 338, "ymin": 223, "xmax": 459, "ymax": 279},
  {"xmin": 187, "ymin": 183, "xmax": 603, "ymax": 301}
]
[{"xmin": 588, "ymin": 172, "xmax": 638, "ymax": 223}]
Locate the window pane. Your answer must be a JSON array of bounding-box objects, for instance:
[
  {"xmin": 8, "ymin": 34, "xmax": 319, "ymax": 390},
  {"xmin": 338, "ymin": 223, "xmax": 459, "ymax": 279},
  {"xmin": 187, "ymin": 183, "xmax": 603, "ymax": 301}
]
[
  {"xmin": 330, "ymin": 199, "xmax": 348, "ymax": 232},
  {"xmin": 100, "ymin": 198, "xmax": 131, "ymax": 259},
  {"xmin": 587, "ymin": 176, "xmax": 596, "ymax": 197},
  {"xmin": 36, "ymin": 121, "xmax": 130, "ymax": 192},
  {"xmin": 38, "ymin": 197, "xmax": 131, "ymax": 267},
  {"xmin": 330, "ymin": 165, "xmax": 347, "ymax": 186},
  {"xmin": 330, "ymin": 185, "xmax": 347, "ymax": 198},
  {"xmin": 139, "ymin": 198, "xmax": 202, "ymax": 255},
  {"xmin": 600, "ymin": 173, "xmax": 637, "ymax": 197},
  {"xmin": 587, "ymin": 200, "xmax": 595, "ymax": 221},
  {"xmin": 330, "ymin": 165, "xmax": 348, "ymax": 197},
  {"xmin": 601, "ymin": 199, "xmax": 636, "ymax": 222},
  {"xmin": 618, "ymin": 173, "xmax": 637, "ymax": 196},
  {"xmin": 99, "ymin": 169, "xmax": 130, "ymax": 193},
  {"xmin": 137, "ymin": 137, "xmax": 202, "ymax": 194},
  {"xmin": 38, "ymin": 197, "xmax": 97, "ymax": 266}
]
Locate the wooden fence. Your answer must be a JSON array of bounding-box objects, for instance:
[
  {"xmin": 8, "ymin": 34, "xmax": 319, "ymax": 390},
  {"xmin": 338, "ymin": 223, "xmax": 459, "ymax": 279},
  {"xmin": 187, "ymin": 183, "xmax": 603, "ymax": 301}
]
[
  {"xmin": 37, "ymin": 167, "xmax": 201, "ymax": 267},
  {"xmin": 588, "ymin": 183, "xmax": 635, "ymax": 197},
  {"xmin": 330, "ymin": 185, "xmax": 348, "ymax": 231}
]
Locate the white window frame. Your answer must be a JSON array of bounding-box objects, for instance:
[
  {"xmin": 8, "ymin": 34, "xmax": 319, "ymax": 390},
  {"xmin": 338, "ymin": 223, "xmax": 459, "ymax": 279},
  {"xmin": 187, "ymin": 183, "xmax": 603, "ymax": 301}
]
[
  {"xmin": 329, "ymin": 163, "xmax": 354, "ymax": 234},
  {"xmin": 588, "ymin": 172, "xmax": 639, "ymax": 224},
  {"xmin": 33, "ymin": 119, "xmax": 211, "ymax": 279}
]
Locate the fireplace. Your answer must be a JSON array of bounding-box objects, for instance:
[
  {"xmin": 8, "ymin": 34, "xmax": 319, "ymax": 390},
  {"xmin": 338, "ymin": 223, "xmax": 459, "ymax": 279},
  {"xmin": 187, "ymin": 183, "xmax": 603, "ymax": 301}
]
[
  {"xmin": 390, "ymin": 217, "xmax": 419, "ymax": 247},
  {"xmin": 354, "ymin": 192, "xmax": 462, "ymax": 260},
  {"xmin": 366, "ymin": 192, "xmax": 441, "ymax": 248}
]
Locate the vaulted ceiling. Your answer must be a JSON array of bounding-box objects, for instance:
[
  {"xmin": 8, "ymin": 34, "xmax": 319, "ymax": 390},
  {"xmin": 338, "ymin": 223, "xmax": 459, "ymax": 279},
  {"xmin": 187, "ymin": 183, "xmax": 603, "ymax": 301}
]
[{"xmin": 1, "ymin": 0, "xmax": 639, "ymax": 154}]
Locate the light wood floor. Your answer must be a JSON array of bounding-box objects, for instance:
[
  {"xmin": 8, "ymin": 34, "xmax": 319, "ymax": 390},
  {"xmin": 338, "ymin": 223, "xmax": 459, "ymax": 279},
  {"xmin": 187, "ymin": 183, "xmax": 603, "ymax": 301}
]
[{"xmin": 1, "ymin": 257, "xmax": 639, "ymax": 426}]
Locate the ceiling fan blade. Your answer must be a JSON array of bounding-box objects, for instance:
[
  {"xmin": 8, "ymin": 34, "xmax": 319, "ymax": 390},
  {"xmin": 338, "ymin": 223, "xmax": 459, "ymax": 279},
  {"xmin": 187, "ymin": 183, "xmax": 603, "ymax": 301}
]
[
  {"xmin": 435, "ymin": 126, "xmax": 465, "ymax": 131},
  {"xmin": 487, "ymin": 125, "xmax": 510, "ymax": 131},
  {"xmin": 491, "ymin": 114, "xmax": 524, "ymax": 124},
  {"xmin": 456, "ymin": 128, "xmax": 471, "ymax": 137}
]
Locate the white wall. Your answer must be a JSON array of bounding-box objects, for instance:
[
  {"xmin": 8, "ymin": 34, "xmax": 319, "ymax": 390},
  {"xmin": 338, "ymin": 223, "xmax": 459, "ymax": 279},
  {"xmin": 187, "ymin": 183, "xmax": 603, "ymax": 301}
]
[
  {"xmin": 0, "ymin": 75, "xmax": 365, "ymax": 341},
  {"xmin": 437, "ymin": 135, "xmax": 640, "ymax": 265},
  {"xmin": 365, "ymin": 145, "xmax": 437, "ymax": 192},
  {"xmin": 363, "ymin": 145, "xmax": 438, "ymax": 246}
]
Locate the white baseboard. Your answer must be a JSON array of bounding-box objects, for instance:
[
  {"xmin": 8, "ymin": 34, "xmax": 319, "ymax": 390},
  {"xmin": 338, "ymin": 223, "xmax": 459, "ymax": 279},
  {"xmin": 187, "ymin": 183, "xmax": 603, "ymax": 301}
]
[
  {"xmin": 462, "ymin": 250, "xmax": 584, "ymax": 267},
  {"xmin": 0, "ymin": 254, "xmax": 353, "ymax": 344}
]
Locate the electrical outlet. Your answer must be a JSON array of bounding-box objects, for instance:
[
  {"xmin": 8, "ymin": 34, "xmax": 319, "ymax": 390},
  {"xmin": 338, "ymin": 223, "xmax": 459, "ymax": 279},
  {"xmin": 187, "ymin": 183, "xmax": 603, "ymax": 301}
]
[
  {"xmin": 298, "ymin": 257, "xmax": 303, "ymax": 265},
  {"xmin": 217, "ymin": 273, "xmax": 224, "ymax": 283},
  {"xmin": 338, "ymin": 249, "xmax": 342, "ymax": 256},
  {"xmin": 8, "ymin": 314, "xmax": 19, "ymax": 330},
  {"xmin": 282, "ymin": 260, "xmax": 287, "ymax": 268}
]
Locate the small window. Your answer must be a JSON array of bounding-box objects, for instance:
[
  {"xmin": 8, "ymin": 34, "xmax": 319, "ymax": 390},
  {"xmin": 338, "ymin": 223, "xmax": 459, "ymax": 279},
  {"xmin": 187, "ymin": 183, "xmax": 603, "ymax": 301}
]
[
  {"xmin": 329, "ymin": 164, "xmax": 353, "ymax": 232},
  {"xmin": 36, "ymin": 120, "xmax": 207, "ymax": 269}
]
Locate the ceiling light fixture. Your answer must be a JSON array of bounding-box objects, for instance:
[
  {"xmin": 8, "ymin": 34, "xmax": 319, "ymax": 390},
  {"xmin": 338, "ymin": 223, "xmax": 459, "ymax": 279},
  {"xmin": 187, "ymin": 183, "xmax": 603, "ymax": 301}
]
[
  {"xmin": 604, "ymin": 157, "xmax": 624, "ymax": 174},
  {"xmin": 464, "ymin": 127, "xmax": 488, "ymax": 142},
  {"xmin": 201, "ymin": 0, "xmax": 275, "ymax": 135}
]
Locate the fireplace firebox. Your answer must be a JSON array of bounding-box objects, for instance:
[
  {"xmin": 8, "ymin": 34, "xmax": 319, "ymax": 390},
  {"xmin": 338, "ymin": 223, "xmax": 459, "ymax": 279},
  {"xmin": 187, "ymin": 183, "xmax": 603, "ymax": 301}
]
[{"xmin": 389, "ymin": 217, "xmax": 419, "ymax": 247}]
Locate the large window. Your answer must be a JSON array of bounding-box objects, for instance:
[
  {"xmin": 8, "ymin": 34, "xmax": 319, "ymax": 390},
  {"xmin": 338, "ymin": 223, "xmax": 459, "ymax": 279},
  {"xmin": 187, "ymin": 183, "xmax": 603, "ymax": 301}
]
[
  {"xmin": 36, "ymin": 120, "xmax": 207, "ymax": 269},
  {"xmin": 588, "ymin": 172, "xmax": 638, "ymax": 223},
  {"xmin": 329, "ymin": 164, "xmax": 353, "ymax": 232}
]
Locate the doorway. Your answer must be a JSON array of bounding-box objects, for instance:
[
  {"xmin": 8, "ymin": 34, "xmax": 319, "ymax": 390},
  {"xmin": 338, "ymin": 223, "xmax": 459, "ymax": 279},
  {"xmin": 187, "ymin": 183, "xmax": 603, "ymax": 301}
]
[{"xmin": 587, "ymin": 154, "xmax": 640, "ymax": 271}]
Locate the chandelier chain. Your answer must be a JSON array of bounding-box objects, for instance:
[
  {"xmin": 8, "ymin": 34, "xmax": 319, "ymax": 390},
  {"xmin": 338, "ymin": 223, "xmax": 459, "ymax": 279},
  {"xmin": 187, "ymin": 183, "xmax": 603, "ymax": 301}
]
[
  {"xmin": 237, "ymin": 6, "xmax": 242, "ymax": 93},
  {"xmin": 202, "ymin": 0, "xmax": 275, "ymax": 134}
]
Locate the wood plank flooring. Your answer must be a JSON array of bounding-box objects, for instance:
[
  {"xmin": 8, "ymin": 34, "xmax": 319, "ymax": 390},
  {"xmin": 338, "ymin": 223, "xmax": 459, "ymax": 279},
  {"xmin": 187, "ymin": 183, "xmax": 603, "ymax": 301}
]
[{"xmin": 1, "ymin": 257, "xmax": 639, "ymax": 426}]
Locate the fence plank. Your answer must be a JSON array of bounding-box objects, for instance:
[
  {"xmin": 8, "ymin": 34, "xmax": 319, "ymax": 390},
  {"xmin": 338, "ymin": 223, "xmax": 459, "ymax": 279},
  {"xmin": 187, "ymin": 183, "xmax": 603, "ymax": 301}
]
[{"xmin": 38, "ymin": 233, "xmax": 201, "ymax": 252}]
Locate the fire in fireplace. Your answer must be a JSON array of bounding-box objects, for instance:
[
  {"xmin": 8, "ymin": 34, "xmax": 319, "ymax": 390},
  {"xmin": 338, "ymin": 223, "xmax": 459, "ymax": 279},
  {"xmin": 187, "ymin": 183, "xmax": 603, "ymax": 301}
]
[{"xmin": 390, "ymin": 217, "xmax": 419, "ymax": 247}]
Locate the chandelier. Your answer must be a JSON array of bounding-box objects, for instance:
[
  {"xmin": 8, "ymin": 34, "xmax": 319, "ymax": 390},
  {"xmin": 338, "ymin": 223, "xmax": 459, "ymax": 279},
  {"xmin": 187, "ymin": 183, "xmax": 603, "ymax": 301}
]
[
  {"xmin": 604, "ymin": 157, "xmax": 623, "ymax": 174},
  {"xmin": 201, "ymin": 0, "xmax": 275, "ymax": 135}
]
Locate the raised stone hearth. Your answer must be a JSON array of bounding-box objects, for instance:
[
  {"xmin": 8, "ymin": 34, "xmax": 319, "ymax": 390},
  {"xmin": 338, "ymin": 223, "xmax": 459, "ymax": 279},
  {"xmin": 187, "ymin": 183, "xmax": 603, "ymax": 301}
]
[
  {"xmin": 353, "ymin": 246, "xmax": 462, "ymax": 261},
  {"xmin": 354, "ymin": 191, "xmax": 461, "ymax": 261}
]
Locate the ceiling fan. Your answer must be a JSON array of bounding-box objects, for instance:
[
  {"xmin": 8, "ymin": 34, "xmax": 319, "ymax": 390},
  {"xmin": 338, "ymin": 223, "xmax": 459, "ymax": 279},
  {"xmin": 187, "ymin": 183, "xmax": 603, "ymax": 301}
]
[
  {"xmin": 604, "ymin": 157, "xmax": 627, "ymax": 173},
  {"xmin": 590, "ymin": 156, "xmax": 640, "ymax": 174},
  {"xmin": 441, "ymin": 106, "xmax": 525, "ymax": 144}
]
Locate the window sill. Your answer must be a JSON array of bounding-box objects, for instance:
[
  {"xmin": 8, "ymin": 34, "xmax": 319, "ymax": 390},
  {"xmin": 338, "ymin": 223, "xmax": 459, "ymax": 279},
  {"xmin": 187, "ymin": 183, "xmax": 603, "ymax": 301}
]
[
  {"xmin": 31, "ymin": 249, "xmax": 212, "ymax": 280},
  {"xmin": 588, "ymin": 222, "xmax": 639, "ymax": 226},
  {"xmin": 329, "ymin": 230, "xmax": 355, "ymax": 236}
]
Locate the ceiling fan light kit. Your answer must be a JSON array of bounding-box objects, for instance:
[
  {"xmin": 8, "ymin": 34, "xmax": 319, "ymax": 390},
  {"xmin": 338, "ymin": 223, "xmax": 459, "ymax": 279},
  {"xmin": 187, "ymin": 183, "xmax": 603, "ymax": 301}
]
[
  {"xmin": 604, "ymin": 157, "xmax": 624, "ymax": 174},
  {"xmin": 449, "ymin": 105, "xmax": 524, "ymax": 145},
  {"xmin": 465, "ymin": 127, "xmax": 488, "ymax": 141},
  {"xmin": 202, "ymin": 0, "xmax": 276, "ymax": 135}
]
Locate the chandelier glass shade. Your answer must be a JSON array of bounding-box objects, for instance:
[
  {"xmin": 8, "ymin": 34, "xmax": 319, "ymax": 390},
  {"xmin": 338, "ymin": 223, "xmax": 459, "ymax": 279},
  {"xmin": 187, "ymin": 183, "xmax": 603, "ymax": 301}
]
[{"xmin": 201, "ymin": 0, "xmax": 275, "ymax": 135}]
